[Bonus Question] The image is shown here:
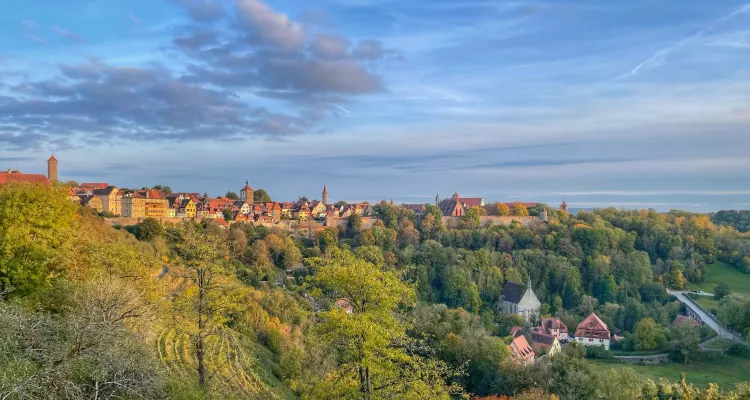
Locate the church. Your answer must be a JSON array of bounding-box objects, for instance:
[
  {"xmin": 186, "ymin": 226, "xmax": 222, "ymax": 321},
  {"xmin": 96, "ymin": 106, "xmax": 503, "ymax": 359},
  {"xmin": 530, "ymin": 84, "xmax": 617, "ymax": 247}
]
[{"xmin": 500, "ymin": 278, "xmax": 541, "ymax": 322}]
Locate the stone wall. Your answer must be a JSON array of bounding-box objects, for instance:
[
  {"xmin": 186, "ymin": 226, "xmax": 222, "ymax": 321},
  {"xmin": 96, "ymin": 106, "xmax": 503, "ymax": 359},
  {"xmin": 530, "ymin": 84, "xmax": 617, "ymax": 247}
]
[{"xmin": 442, "ymin": 215, "xmax": 541, "ymax": 228}]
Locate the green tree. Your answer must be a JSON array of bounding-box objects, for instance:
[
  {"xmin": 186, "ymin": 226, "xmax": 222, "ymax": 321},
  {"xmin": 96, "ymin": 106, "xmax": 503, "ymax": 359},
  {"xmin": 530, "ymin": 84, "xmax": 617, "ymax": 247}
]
[
  {"xmin": 225, "ymin": 191, "xmax": 239, "ymax": 200},
  {"xmin": 462, "ymin": 206, "xmax": 482, "ymax": 227},
  {"xmin": 254, "ymin": 189, "xmax": 272, "ymax": 203},
  {"xmin": 347, "ymin": 213, "xmax": 362, "ymax": 236},
  {"xmin": 552, "ymin": 295, "xmax": 563, "ymax": 314},
  {"xmin": 136, "ymin": 217, "xmax": 164, "ymax": 241},
  {"xmin": 221, "ymin": 208, "xmax": 233, "ymax": 221},
  {"xmin": 669, "ymin": 321, "xmax": 700, "ymax": 363},
  {"xmin": 151, "ymin": 184, "xmax": 172, "ymax": 194},
  {"xmin": 0, "ymin": 183, "xmax": 76, "ymax": 297},
  {"xmin": 306, "ymin": 250, "xmax": 456, "ymax": 399},
  {"xmin": 512, "ymin": 201, "xmax": 529, "ymax": 217},
  {"xmin": 714, "ymin": 282, "xmax": 731, "ymax": 300},
  {"xmin": 635, "ymin": 318, "xmax": 666, "ymax": 350},
  {"xmin": 170, "ymin": 223, "xmax": 241, "ymax": 388},
  {"xmin": 317, "ymin": 228, "xmax": 339, "ymax": 253}
]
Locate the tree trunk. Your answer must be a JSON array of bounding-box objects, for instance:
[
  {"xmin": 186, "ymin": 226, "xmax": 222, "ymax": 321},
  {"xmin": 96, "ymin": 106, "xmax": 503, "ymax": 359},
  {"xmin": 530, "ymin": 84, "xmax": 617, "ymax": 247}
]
[{"xmin": 197, "ymin": 336, "xmax": 205, "ymax": 387}]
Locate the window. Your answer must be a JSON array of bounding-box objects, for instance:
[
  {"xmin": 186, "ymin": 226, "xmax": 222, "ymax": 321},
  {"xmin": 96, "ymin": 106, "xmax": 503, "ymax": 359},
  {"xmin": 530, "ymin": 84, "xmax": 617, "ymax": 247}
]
[
  {"xmin": 589, "ymin": 338, "xmax": 593, "ymax": 342},
  {"xmin": 600, "ymin": 339, "xmax": 603, "ymax": 343}
]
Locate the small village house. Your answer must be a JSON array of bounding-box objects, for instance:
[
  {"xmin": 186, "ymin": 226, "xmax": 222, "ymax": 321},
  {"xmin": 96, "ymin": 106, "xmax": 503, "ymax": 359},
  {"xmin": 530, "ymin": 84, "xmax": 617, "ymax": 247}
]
[{"xmin": 574, "ymin": 313, "xmax": 611, "ymax": 350}]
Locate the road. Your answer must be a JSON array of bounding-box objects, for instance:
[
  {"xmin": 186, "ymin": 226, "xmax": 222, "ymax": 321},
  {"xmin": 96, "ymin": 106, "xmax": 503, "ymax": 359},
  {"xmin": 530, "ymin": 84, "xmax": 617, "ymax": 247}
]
[{"xmin": 668, "ymin": 290, "xmax": 745, "ymax": 344}]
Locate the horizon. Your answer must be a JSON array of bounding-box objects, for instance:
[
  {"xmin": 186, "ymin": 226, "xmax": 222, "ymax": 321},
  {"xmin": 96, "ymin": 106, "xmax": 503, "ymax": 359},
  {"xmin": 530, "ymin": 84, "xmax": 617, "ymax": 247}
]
[{"xmin": 2, "ymin": 0, "xmax": 750, "ymax": 213}]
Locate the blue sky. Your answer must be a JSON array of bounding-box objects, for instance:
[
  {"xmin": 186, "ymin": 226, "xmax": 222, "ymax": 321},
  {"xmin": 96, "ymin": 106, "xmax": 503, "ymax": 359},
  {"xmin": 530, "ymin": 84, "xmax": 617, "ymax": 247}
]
[{"xmin": 1, "ymin": 0, "xmax": 749, "ymax": 211}]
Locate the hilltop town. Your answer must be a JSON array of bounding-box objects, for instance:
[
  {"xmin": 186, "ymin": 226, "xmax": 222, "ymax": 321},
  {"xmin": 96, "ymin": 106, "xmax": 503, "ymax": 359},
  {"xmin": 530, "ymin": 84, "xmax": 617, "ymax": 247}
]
[{"xmin": 3, "ymin": 156, "xmax": 567, "ymax": 230}]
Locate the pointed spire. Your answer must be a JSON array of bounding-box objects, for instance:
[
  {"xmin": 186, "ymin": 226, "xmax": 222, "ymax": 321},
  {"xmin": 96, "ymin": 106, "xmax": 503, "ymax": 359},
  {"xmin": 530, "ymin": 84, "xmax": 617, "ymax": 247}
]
[{"xmin": 323, "ymin": 185, "xmax": 327, "ymax": 193}]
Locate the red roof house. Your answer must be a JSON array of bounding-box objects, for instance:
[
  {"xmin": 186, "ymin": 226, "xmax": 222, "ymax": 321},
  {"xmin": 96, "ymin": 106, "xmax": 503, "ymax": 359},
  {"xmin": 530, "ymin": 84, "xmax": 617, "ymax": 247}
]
[
  {"xmin": 0, "ymin": 170, "xmax": 50, "ymax": 186},
  {"xmin": 574, "ymin": 313, "xmax": 611, "ymax": 350}
]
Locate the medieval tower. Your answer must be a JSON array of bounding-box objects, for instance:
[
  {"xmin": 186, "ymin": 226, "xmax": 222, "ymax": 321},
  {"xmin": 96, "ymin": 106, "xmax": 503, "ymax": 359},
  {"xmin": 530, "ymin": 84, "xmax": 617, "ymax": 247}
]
[
  {"xmin": 322, "ymin": 185, "xmax": 328, "ymax": 204},
  {"xmin": 47, "ymin": 155, "xmax": 58, "ymax": 182}
]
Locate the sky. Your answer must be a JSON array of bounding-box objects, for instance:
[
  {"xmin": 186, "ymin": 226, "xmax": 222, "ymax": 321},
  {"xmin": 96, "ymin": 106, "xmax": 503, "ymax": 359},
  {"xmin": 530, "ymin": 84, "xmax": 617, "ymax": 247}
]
[{"xmin": 1, "ymin": 0, "xmax": 749, "ymax": 211}]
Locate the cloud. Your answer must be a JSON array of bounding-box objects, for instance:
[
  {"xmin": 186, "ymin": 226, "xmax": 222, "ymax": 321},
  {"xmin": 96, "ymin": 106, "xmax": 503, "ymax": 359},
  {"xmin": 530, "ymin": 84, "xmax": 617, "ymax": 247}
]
[
  {"xmin": 25, "ymin": 34, "xmax": 47, "ymax": 45},
  {"xmin": 236, "ymin": 0, "xmax": 305, "ymax": 49},
  {"xmin": 169, "ymin": 0, "xmax": 225, "ymax": 22},
  {"xmin": 22, "ymin": 20, "xmax": 38, "ymax": 29},
  {"xmin": 126, "ymin": 13, "xmax": 141, "ymax": 24},
  {"xmin": 51, "ymin": 26, "xmax": 86, "ymax": 42},
  {"xmin": 622, "ymin": 3, "xmax": 750, "ymax": 77},
  {"xmin": 2, "ymin": 0, "xmax": 390, "ymax": 151}
]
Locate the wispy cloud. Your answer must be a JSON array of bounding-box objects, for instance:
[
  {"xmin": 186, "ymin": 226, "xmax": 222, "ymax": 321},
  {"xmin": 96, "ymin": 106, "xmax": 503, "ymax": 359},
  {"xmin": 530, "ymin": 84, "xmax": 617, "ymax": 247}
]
[
  {"xmin": 25, "ymin": 33, "xmax": 47, "ymax": 45},
  {"xmin": 51, "ymin": 25, "xmax": 86, "ymax": 42},
  {"xmin": 126, "ymin": 13, "xmax": 141, "ymax": 24},
  {"xmin": 22, "ymin": 20, "xmax": 37, "ymax": 29},
  {"xmin": 620, "ymin": 3, "xmax": 750, "ymax": 78}
]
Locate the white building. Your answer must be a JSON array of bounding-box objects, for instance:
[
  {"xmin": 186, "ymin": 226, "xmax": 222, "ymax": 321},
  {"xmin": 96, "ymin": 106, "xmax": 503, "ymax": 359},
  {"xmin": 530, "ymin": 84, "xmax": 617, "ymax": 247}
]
[{"xmin": 500, "ymin": 278, "xmax": 541, "ymax": 322}]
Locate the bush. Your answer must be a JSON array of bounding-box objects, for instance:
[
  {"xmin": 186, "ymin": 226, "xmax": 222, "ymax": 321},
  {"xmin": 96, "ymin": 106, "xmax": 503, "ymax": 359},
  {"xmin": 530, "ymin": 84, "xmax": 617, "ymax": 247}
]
[
  {"xmin": 585, "ymin": 345, "xmax": 613, "ymax": 359},
  {"xmin": 727, "ymin": 343, "xmax": 750, "ymax": 359}
]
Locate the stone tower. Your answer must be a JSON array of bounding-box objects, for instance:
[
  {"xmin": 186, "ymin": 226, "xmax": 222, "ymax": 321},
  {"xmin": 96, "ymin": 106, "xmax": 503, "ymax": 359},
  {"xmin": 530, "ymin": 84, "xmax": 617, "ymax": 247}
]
[
  {"xmin": 322, "ymin": 185, "xmax": 328, "ymax": 204},
  {"xmin": 47, "ymin": 155, "xmax": 58, "ymax": 182},
  {"xmin": 560, "ymin": 200, "xmax": 568, "ymax": 213},
  {"xmin": 540, "ymin": 208, "xmax": 548, "ymax": 222},
  {"xmin": 436, "ymin": 194, "xmax": 440, "ymax": 205},
  {"xmin": 240, "ymin": 181, "xmax": 254, "ymax": 202}
]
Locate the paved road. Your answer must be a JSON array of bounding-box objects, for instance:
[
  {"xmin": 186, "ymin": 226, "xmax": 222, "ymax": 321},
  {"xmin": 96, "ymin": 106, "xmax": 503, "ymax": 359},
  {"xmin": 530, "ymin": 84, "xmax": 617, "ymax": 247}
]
[{"xmin": 668, "ymin": 290, "xmax": 745, "ymax": 344}]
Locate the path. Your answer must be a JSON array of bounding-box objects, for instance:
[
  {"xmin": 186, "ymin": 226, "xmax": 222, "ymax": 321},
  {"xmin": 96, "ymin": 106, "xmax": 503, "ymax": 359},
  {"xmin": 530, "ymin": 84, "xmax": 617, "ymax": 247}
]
[{"xmin": 668, "ymin": 290, "xmax": 745, "ymax": 344}]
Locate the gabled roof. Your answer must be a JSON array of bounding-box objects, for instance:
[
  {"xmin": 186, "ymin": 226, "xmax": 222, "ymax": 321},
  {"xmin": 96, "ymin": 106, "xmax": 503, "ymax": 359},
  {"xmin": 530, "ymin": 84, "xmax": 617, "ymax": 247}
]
[
  {"xmin": 501, "ymin": 282, "xmax": 528, "ymax": 304},
  {"xmin": 575, "ymin": 313, "xmax": 609, "ymax": 335},
  {"xmin": 92, "ymin": 186, "xmax": 118, "ymax": 196},
  {"xmin": 531, "ymin": 332, "xmax": 556, "ymax": 346},
  {"xmin": 541, "ymin": 317, "xmax": 568, "ymax": 333},
  {"xmin": 509, "ymin": 335, "xmax": 535, "ymax": 359},
  {"xmin": 461, "ymin": 197, "xmax": 484, "ymax": 207},
  {"xmin": 438, "ymin": 198, "xmax": 463, "ymax": 216},
  {"xmin": 241, "ymin": 181, "xmax": 253, "ymax": 191},
  {"xmin": 509, "ymin": 326, "xmax": 524, "ymax": 337},
  {"xmin": 80, "ymin": 182, "xmax": 109, "ymax": 190},
  {"xmin": 402, "ymin": 203, "xmax": 427, "ymax": 213},
  {"xmin": 0, "ymin": 171, "xmax": 50, "ymax": 186},
  {"xmin": 673, "ymin": 315, "xmax": 700, "ymax": 327}
]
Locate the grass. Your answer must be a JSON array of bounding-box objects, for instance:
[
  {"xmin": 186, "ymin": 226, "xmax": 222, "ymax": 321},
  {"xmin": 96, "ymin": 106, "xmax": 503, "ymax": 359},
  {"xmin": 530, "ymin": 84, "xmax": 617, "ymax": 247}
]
[
  {"xmin": 590, "ymin": 355, "xmax": 750, "ymax": 390},
  {"xmin": 689, "ymin": 261, "xmax": 750, "ymax": 296},
  {"xmin": 610, "ymin": 349, "xmax": 668, "ymax": 356},
  {"xmin": 688, "ymin": 294, "xmax": 720, "ymax": 313}
]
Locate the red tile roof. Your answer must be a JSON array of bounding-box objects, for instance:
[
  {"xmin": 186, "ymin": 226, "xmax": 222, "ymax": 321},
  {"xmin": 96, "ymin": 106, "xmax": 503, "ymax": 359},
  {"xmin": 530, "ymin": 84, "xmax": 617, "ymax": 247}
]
[
  {"xmin": 509, "ymin": 335, "xmax": 535, "ymax": 363},
  {"xmin": 0, "ymin": 171, "xmax": 50, "ymax": 186},
  {"xmin": 575, "ymin": 313, "xmax": 610, "ymax": 339},
  {"xmin": 461, "ymin": 197, "xmax": 484, "ymax": 207},
  {"xmin": 673, "ymin": 315, "xmax": 700, "ymax": 327},
  {"xmin": 80, "ymin": 182, "xmax": 109, "ymax": 189},
  {"xmin": 48, "ymin": 155, "xmax": 57, "ymax": 161}
]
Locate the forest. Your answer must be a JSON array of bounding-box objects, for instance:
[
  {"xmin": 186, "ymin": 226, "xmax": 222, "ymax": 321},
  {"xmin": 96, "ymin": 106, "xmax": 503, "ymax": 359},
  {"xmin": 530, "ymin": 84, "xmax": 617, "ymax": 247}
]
[{"xmin": 1, "ymin": 182, "xmax": 750, "ymax": 399}]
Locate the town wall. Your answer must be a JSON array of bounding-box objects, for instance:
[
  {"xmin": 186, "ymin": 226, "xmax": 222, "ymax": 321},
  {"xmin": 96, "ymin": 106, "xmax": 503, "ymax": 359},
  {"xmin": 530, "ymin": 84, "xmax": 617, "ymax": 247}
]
[{"xmin": 442, "ymin": 215, "xmax": 540, "ymax": 228}]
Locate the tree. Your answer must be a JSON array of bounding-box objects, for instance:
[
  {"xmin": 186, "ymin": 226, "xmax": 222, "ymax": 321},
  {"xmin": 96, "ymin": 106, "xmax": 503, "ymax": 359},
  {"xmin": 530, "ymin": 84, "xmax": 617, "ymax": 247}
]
[
  {"xmin": 0, "ymin": 183, "xmax": 77, "ymax": 297},
  {"xmin": 669, "ymin": 322, "xmax": 700, "ymax": 363},
  {"xmin": 225, "ymin": 191, "xmax": 239, "ymax": 200},
  {"xmin": 635, "ymin": 318, "xmax": 666, "ymax": 350},
  {"xmin": 151, "ymin": 184, "xmax": 172, "ymax": 194},
  {"xmin": 669, "ymin": 269, "xmax": 687, "ymax": 290},
  {"xmin": 317, "ymin": 228, "xmax": 340, "ymax": 254},
  {"xmin": 170, "ymin": 223, "xmax": 241, "ymax": 388},
  {"xmin": 512, "ymin": 202, "xmax": 529, "ymax": 217},
  {"xmin": 462, "ymin": 206, "xmax": 482, "ymax": 227},
  {"xmin": 254, "ymin": 189, "xmax": 272, "ymax": 203},
  {"xmin": 305, "ymin": 249, "xmax": 456, "ymax": 399},
  {"xmin": 495, "ymin": 203, "xmax": 510, "ymax": 216},
  {"xmin": 222, "ymin": 208, "xmax": 233, "ymax": 221},
  {"xmin": 714, "ymin": 282, "xmax": 731, "ymax": 300},
  {"xmin": 347, "ymin": 213, "xmax": 362, "ymax": 235},
  {"xmin": 578, "ymin": 295, "xmax": 598, "ymax": 315},
  {"xmin": 135, "ymin": 217, "xmax": 165, "ymax": 241},
  {"xmin": 335, "ymin": 200, "xmax": 348, "ymax": 206}
]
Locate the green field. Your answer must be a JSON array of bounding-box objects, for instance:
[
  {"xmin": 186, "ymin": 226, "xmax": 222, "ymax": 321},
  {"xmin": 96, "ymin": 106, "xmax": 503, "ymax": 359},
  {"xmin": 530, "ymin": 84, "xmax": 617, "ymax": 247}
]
[
  {"xmin": 689, "ymin": 294, "xmax": 720, "ymax": 312},
  {"xmin": 704, "ymin": 338, "xmax": 736, "ymax": 350},
  {"xmin": 689, "ymin": 261, "xmax": 750, "ymax": 296},
  {"xmin": 590, "ymin": 355, "xmax": 750, "ymax": 390}
]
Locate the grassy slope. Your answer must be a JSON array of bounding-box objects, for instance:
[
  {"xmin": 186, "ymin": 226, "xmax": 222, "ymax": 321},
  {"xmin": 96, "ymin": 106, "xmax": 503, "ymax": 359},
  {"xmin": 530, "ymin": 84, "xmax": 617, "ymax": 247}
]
[
  {"xmin": 590, "ymin": 356, "xmax": 750, "ymax": 390},
  {"xmin": 689, "ymin": 261, "xmax": 750, "ymax": 296}
]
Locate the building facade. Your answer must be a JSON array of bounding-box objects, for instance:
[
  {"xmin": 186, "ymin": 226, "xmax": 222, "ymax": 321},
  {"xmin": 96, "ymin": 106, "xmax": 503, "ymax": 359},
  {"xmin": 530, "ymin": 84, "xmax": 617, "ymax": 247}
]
[
  {"xmin": 574, "ymin": 313, "xmax": 611, "ymax": 350},
  {"xmin": 500, "ymin": 279, "xmax": 541, "ymax": 322}
]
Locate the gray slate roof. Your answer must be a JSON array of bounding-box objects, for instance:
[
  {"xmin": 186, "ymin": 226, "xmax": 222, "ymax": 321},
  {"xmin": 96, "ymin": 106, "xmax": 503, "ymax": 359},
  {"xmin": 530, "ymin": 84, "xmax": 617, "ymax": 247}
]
[{"xmin": 501, "ymin": 282, "xmax": 528, "ymax": 304}]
